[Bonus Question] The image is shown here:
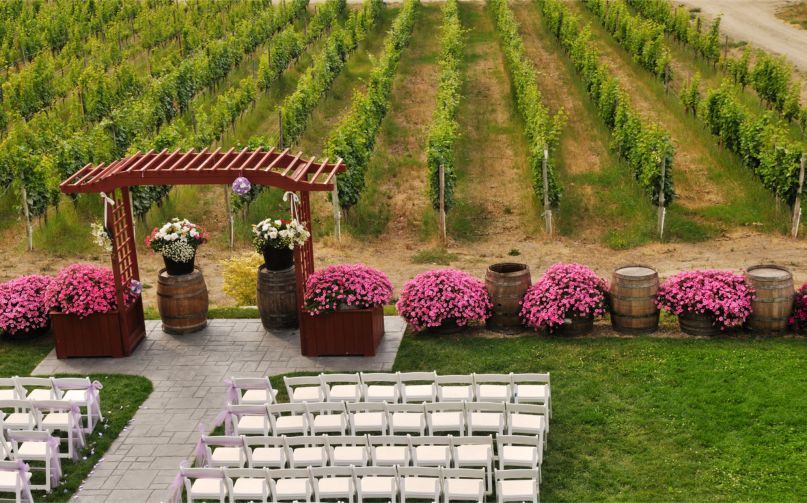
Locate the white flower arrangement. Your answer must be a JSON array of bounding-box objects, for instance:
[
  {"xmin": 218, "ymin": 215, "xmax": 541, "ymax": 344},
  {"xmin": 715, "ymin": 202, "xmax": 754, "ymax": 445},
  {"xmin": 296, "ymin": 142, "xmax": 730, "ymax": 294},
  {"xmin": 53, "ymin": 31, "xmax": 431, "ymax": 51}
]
[
  {"xmin": 146, "ymin": 218, "xmax": 208, "ymax": 262},
  {"xmin": 90, "ymin": 222, "xmax": 112, "ymax": 252},
  {"xmin": 161, "ymin": 240, "xmax": 196, "ymax": 263},
  {"xmin": 252, "ymin": 218, "xmax": 310, "ymax": 252}
]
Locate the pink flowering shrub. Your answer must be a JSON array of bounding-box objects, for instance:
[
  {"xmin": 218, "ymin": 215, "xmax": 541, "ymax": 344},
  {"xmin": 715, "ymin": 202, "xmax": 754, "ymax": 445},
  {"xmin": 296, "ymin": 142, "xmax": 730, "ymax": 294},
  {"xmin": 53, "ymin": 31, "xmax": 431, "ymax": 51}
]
[
  {"xmin": 520, "ymin": 263, "xmax": 608, "ymax": 331},
  {"xmin": 396, "ymin": 268, "xmax": 492, "ymax": 331},
  {"xmin": 656, "ymin": 270, "xmax": 754, "ymax": 330},
  {"xmin": 788, "ymin": 284, "xmax": 807, "ymax": 332},
  {"xmin": 0, "ymin": 275, "xmax": 54, "ymax": 336},
  {"xmin": 304, "ymin": 264, "xmax": 393, "ymax": 315},
  {"xmin": 45, "ymin": 264, "xmax": 137, "ymax": 318}
]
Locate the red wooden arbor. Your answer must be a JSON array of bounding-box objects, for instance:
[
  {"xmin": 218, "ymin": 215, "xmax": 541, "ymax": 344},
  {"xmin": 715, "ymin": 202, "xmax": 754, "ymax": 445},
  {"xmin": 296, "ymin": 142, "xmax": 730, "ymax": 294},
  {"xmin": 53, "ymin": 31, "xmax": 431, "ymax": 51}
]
[{"xmin": 61, "ymin": 147, "xmax": 345, "ymax": 355}]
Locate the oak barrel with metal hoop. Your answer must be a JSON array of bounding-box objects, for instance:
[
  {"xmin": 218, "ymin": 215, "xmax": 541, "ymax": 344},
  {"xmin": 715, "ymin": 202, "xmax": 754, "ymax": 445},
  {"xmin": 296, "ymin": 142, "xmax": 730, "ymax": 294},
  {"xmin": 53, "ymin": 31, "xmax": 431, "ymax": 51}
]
[
  {"xmin": 157, "ymin": 268, "xmax": 208, "ymax": 334},
  {"xmin": 485, "ymin": 263, "xmax": 532, "ymax": 331},
  {"xmin": 257, "ymin": 265, "xmax": 298, "ymax": 330},
  {"xmin": 746, "ymin": 264, "xmax": 794, "ymax": 333},
  {"xmin": 610, "ymin": 265, "xmax": 660, "ymax": 334}
]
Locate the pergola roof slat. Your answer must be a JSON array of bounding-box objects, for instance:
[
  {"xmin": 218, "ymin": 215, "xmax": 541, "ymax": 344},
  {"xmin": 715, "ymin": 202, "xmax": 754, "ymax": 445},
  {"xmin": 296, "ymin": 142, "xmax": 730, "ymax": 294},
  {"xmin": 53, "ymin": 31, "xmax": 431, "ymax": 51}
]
[
  {"xmin": 193, "ymin": 147, "xmax": 222, "ymax": 171},
  {"xmin": 135, "ymin": 149, "xmax": 168, "ymax": 172}
]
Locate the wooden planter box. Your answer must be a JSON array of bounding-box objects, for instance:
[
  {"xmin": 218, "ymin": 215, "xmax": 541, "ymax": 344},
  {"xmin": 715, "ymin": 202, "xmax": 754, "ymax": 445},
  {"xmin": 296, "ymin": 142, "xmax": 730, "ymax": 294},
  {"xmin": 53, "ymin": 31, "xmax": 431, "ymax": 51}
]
[
  {"xmin": 299, "ymin": 305, "xmax": 384, "ymax": 356},
  {"xmin": 51, "ymin": 297, "xmax": 146, "ymax": 358}
]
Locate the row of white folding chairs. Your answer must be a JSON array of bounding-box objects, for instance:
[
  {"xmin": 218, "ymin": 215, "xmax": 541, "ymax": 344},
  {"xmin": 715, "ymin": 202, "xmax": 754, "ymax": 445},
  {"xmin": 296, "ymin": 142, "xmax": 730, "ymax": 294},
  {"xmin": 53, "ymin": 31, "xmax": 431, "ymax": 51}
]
[
  {"xmin": 197, "ymin": 434, "xmax": 543, "ymax": 493},
  {"xmin": 176, "ymin": 465, "xmax": 539, "ymax": 503},
  {"xmin": 0, "ymin": 460, "xmax": 34, "ymax": 503},
  {"xmin": 219, "ymin": 401, "xmax": 547, "ymax": 447},
  {"xmin": 279, "ymin": 373, "xmax": 551, "ymax": 415},
  {"xmin": 0, "ymin": 377, "xmax": 103, "ymax": 433},
  {"xmin": 0, "ymin": 429, "xmax": 63, "ymax": 493},
  {"xmin": 0, "ymin": 400, "xmax": 86, "ymax": 460}
]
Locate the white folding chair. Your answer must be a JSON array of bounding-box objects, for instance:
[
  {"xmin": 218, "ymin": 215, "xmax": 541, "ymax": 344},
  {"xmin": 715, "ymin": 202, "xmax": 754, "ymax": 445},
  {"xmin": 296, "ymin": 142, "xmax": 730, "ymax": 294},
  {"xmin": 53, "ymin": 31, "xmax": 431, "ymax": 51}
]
[
  {"xmin": 225, "ymin": 377, "xmax": 278, "ymax": 406},
  {"xmin": 399, "ymin": 372, "xmax": 437, "ymax": 403},
  {"xmin": 225, "ymin": 404, "xmax": 271, "ymax": 436},
  {"xmin": 321, "ymin": 373, "xmax": 364, "ymax": 402},
  {"xmin": 284, "ymin": 376, "xmax": 325, "ymax": 404},
  {"xmin": 496, "ymin": 435, "xmax": 542, "ymax": 483},
  {"xmin": 511, "ymin": 373, "xmax": 551, "ymax": 417},
  {"xmin": 197, "ymin": 436, "xmax": 247, "ymax": 468},
  {"xmin": 52, "ymin": 377, "xmax": 104, "ymax": 434},
  {"xmin": 181, "ymin": 466, "xmax": 228, "ymax": 503},
  {"xmin": 15, "ymin": 377, "xmax": 55, "ymax": 402},
  {"xmin": 410, "ymin": 436, "xmax": 452, "ymax": 467},
  {"xmin": 0, "ymin": 378, "xmax": 22, "ymax": 401},
  {"xmin": 31, "ymin": 400, "xmax": 85, "ymax": 460},
  {"xmin": 389, "ymin": 403, "xmax": 427, "ymax": 436},
  {"xmin": 306, "ymin": 402, "xmax": 349, "ymax": 435},
  {"xmin": 398, "ymin": 465, "xmax": 442, "ymax": 503},
  {"xmin": 347, "ymin": 402, "xmax": 389, "ymax": 435},
  {"xmin": 0, "ymin": 426, "xmax": 9, "ymax": 461},
  {"xmin": 267, "ymin": 402, "xmax": 310, "ymax": 436},
  {"xmin": 442, "ymin": 467, "xmax": 485, "ymax": 503},
  {"xmin": 286, "ymin": 436, "xmax": 330, "ymax": 468},
  {"xmin": 0, "ymin": 460, "xmax": 33, "ymax": 503},
  {"xmin": 436, "ymin": 375, "xmax": 474, "ymax": 402},
  {"xmin": 268, "ymin": 467, "xmax": 314, "ymax": 502},
  {"xmin": 353, "ymin": 465, "xmax": 399, "ymax": 503},
  {"xmin": 6, "ymin": 430, "xmax": 61, "ymax": 492},
  {"xmin": 451, "ymin": 436, "xmax": 494, "ymax": 494},
  {"xmin": 466, "ymin": 402, "xmax": 505, "ymax": 436},
  {"xmin": 506, "ymin": 403, "xmax": 548, "ymax": 449},
  {"xmin": 473, "ymin": 374, "xmax": 512, "ymax": 403},
  {"xmin": 224, "ymin": 467, "xmax": 270, "ymax": 503},
  {"xmin": 360, "ymin": 372, "xmax": 401, "ymax": 403},
  {"xmin": 0, "ymin": 401, "xmax": 36, "ymax": 430},
  {"xmin": 312, "ymin": 465, "xmax": 356, "ymax": 502},
  {"xmin": 425, "ymin": 402, "xmax": 466, "ymax": 435},
  {"xmin": 326, "ymin": 435, "xmax": 370, "ymax": 467},
  {"xmin": 243, "ymin": 436, "xmax": 290, "ymax": 469},
  {"xmin": 495, "ymin": 468, "xmax": 539, "ymax": 503},
  {"xmin": 368, "ymin": 435, "xmax": 412, "ymax": 467}
]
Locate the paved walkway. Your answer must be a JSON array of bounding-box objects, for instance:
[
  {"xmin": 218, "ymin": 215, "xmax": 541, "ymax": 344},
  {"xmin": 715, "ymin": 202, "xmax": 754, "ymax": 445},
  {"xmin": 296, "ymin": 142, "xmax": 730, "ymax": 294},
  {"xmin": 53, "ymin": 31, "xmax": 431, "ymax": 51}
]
[{"xmin": 33, "ymin": 317, "xmax": 406, "ymax": 502}]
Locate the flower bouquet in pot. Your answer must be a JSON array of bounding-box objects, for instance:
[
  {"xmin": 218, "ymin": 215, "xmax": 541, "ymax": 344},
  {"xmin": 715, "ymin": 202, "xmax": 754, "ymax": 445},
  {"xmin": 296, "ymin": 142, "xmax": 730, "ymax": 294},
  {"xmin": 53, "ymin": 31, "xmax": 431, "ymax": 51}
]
[
  {"xmin": 396, "ymin": 268, "xmax": 492, "ymax": 332},
  {"xmin": 0, "ymin": 275, "xmax": 54, "ymax": 338},
  {"xmin": 656, "ymin": 269, "xmax": 754, "ymax": 336},
  {"xmin": 145, "ymin": 218, "xmax": 208, "ymax": 275},
  {"xmin": 789, "ymin": 284, "xmax": 807, "ymax": 334},
  {"xmin": 252, "ymin": 218, "xmax": 310, "ymax": 271},
  {"xmin": 520, "ymin": 263, "xmax": 608, "ymax": 335},
  {"xmin": 304, "ymin": 264, "xmax": 393, "ymax": 314}
]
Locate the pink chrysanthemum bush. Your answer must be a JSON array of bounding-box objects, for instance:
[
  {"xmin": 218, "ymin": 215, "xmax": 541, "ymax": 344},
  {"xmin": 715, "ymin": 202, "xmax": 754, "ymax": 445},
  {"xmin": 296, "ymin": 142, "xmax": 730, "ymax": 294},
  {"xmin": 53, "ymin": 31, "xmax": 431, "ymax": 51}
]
[
  {"xmin": 0, "ymin": 275, "xmax": 54, "ymax": 336},
  {"xmin": 788, "ymin": 284, "xmax": 807, "ymax": 333},
  {"xmin": 45, "ymin": 264, "xmax": 137, "ymax": 318},
  {"xmin": 396, "ymin": 268, "xmax": 492, "ymax": 331},
  {"xmin": 520, "ymin": 263, "xmax": 608, "ymax": 332},
  {"xmin": 656, "ymin": 270, "xmax": 754, "ymax": 330},
  {"xmin": 304, "ymin": 264, "xmax": 393, "ymax": 315}
]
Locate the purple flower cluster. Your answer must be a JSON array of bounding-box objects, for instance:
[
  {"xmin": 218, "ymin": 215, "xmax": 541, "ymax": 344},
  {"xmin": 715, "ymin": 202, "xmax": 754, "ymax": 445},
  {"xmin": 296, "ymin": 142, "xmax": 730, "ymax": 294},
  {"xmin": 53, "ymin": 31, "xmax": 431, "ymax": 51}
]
[
  {"xmin": 0, "ymin": 275, "xmax": 54, "ymax": 336},
  {"xmin": 304, "ymin": 264, "xmax": 393, "ymax": 315},
  {"xmin": 396, "ymin": 268, "xmax": 492, "ymax": 331},
  {"xmin": 788, "ymin": 283, "xmax": 807, "ymax": 332},
  {"xmin": 520, "ymin": 263, "xmax": 608, "ymax": 331},
  {"xmin": 45, "ymin": 264, "xmax": 137, "ymax": 319},
  {"xmin": 656, "ymin": 269, "xmax": 754, "ymax": 330}
]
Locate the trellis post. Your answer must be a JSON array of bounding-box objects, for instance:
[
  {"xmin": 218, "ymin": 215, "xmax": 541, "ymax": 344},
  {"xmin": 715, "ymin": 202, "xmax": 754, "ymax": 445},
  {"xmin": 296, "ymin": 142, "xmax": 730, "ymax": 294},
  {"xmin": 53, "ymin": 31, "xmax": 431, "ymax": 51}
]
[
  {"xmin": 331, "ymin": 177, "xmax": 341, "ymax": 242},
  {"xmin": 438, "ymin": 164, "xmax": 447, "ymax": 245},
  {"xmin": 792, "ymin": 153, "xmax": 806, "ymax": 238},
  {"xmin": 542, "ymin": 149, "xmax": 553, "ymax": 236},
  {"xmin": 224, "ymin": 185, "xmax": 234, "ymax": 250},
  {"xmin": 20, "ymin": 185, "xmax": 33, "ymax": 251},
  {"xmin": 657, "ymin": 157, "xmax": 667, "ymax": 239}
]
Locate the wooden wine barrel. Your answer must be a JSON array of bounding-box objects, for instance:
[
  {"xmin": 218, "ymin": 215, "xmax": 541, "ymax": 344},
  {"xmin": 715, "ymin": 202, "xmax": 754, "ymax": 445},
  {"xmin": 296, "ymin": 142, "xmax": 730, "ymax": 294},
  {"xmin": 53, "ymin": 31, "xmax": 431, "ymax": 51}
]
[
  {"xmin": 157, "ymin": 269, "xmax": 208, "ymax": 335},
  {"xmin": 678, "ymin": 311, "xmax": 720, "ymax": 336},
  {"xmin": 558, "ymin": 315, "xmax": 594, "ymax": 336},
  {"xmin": 485, "ymin": 263, "xmax": 531, "ymax": 331},
  {"xmin": 257, "ymin": 265, "xmax": 298, "ymax": 330},
  {"xmin": 610, "ymin": 265, "xmax": 660, "ymax": 334},
  {"xmin": 746, "ymin": 264, "xmax": 794, "ymax": 333}
]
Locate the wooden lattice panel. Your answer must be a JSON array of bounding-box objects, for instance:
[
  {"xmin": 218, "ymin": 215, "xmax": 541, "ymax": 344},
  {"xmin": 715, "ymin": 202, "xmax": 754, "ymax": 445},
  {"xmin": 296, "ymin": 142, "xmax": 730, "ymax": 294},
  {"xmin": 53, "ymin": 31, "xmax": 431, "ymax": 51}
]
[{"xmin": 105, "ymin": 187, "xmax": 140, "ymax": 307}]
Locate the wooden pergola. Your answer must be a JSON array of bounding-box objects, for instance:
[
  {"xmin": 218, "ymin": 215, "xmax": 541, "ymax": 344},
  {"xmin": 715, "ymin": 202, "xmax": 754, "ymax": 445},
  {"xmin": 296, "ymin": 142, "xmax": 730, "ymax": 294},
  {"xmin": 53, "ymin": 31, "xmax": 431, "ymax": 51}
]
[{"xmin": 61, "ymin": 147, "xmax": 345, "ymax": 355}]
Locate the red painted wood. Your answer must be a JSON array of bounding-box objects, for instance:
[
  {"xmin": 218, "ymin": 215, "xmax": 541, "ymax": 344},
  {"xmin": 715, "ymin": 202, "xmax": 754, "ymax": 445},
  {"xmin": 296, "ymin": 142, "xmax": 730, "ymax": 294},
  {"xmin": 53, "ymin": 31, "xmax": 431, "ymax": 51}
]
[
  {"xmin": 51, "ymin": 298, "xmax": 146, "ymax": 358},
  {"xmin": 299, "ymin": 306, "xmax": 384, "ymax": 357}
]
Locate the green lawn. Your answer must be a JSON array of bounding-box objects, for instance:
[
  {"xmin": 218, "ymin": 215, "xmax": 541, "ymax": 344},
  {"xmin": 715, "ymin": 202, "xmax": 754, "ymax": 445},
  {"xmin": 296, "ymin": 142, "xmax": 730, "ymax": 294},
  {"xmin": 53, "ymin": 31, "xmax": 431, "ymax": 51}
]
[
  {"xmin": 394, "ymin": 333, "xmax": 807, "ymax": 501},
  {"xmin": 0, "ymin": 335, "xmax": 152, "ymax": 502}
]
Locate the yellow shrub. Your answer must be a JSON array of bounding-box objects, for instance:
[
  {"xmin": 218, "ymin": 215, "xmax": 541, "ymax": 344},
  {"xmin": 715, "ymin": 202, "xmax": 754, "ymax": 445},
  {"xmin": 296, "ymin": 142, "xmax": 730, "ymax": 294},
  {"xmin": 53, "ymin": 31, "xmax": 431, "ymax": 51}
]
[{"xmin": 221, "ymin": 253, "xmax": 263, "ymax": 305}]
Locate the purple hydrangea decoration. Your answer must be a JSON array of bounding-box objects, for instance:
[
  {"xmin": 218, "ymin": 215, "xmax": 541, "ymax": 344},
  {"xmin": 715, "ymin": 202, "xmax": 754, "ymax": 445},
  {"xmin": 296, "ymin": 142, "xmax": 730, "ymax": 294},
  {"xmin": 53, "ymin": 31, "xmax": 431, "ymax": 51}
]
[
  {"xmin": 129, "ymin": 280, "xmax": 143, "ymax": 297},
  {"xmin": 232, "ymin": 176, "xmax": 251, "ymax": 196}
]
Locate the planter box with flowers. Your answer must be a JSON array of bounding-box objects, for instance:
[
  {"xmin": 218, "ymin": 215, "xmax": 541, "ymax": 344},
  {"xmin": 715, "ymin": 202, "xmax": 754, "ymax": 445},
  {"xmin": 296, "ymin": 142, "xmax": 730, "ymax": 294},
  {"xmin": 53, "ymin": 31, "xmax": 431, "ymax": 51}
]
[
  {"xmin": 397, "ymin": 268, "xmax": 492, "ymax": 333},
  {"xmin": 520, "ymin": 263, "xmax": 608, "ymax": 335},
  {"xmin": 300, "ymin": 264, "xmax": 392, "ymax": 356},
  {"xmin": 46, "ymin": 264, "xmax": 144, "ymax": 358},
  {"xmin": 656, "ymin": 270, "xmax": 754, "ymax": 336}
]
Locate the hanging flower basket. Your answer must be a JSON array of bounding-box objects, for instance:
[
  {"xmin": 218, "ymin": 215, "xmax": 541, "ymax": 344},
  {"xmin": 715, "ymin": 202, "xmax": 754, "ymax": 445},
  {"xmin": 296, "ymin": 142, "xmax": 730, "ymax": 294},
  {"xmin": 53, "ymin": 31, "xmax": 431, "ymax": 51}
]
[{"xmin": 252, "ymin": 218, "xmax": 309, "ymax": 271}]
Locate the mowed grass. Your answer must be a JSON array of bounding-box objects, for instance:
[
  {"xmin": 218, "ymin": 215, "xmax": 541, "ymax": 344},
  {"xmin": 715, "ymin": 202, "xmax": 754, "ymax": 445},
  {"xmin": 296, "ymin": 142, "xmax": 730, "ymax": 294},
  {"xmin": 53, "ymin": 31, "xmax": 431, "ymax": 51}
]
[
  {"xmin": 0, "ymin": 335, "xmax": 153, "ymax": 502},
  {"xmin": 394, "ymin": 334, "xmax": 807, "ymax": 501}
]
